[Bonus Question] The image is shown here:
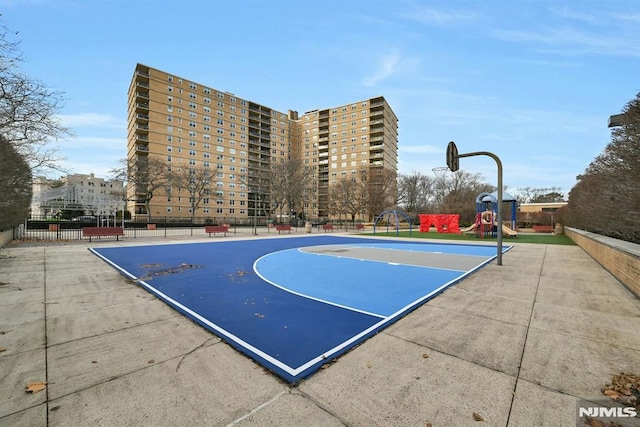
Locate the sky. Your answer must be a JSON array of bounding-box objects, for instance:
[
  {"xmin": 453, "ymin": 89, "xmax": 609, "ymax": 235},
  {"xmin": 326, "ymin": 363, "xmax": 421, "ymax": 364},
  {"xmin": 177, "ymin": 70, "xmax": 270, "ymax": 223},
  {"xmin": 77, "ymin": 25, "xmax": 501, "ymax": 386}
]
[{"xmin": 3, "ymin": 0, "xmax": 639, "ymax": 196}]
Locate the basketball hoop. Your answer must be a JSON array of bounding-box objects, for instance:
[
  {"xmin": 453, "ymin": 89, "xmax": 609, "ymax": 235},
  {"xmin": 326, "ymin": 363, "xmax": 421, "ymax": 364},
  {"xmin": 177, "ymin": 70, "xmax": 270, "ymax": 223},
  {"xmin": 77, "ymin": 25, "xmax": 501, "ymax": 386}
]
[{"xmin": 432, "ymin": 167, "xmax": 449, "ymax": 180}]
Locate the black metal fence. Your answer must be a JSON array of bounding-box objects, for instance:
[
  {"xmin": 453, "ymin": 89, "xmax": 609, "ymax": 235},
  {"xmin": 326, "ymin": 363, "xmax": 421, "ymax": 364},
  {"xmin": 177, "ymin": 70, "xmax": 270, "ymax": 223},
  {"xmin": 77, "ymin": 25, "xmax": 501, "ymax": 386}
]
[
  {"xmin": 20, "ymin": 215, "xmax": 250, "ymax": 242},
  {"xmin": 15, "ymin": 215, "xmax": 368, "ymax": 242}
]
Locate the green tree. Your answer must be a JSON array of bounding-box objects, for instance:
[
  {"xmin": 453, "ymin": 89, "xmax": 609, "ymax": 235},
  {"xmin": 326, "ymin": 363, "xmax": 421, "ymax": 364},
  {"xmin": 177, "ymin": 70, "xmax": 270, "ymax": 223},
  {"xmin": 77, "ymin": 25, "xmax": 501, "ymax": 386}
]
[
  {"xmin": 563, "ymin": 92, "xmax": 640, "ymax": 243},
  {"xmin": 0, "ymin": 137, "xmax": 32, "ymax": 230}
]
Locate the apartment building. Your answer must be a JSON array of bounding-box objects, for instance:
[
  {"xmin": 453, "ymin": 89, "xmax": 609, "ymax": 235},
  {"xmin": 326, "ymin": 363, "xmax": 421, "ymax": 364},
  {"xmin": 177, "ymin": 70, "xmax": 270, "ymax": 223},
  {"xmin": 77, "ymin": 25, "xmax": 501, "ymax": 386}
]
[{"xmin": 127, "ymin": 63, "xmax": 398, "ymax": 222}]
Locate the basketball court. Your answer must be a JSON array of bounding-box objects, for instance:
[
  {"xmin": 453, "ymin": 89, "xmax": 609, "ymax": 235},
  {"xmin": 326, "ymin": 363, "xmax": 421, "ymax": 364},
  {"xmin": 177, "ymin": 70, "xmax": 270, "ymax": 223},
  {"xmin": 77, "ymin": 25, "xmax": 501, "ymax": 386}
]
[{"xmin": 90, "ymin": 235, "xmax": 510, "ymax": 382}]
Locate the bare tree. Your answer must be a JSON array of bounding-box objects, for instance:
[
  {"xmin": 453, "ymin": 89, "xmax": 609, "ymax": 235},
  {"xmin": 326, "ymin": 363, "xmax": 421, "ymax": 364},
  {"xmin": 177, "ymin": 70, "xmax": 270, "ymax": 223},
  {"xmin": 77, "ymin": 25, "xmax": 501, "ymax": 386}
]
[
  {"xmin": 269, "ymin": 158, "xmax": 310, "ymax": 223},
  {"xmin": 0, "ymin": 22, "xmax": 70, "ymax": 171},
  {"xmin": 443, "ymin": 171, "xmax": 494, "ymax": 224},
  {"xmin": 328, "ymin": 175, "xmax": 365, "ymax": 224},
  {"xmin": 169, "ymin": 165, "xmax": 212, "ymax": 223},
  {"xmin": 397, "ymin": 171, "xmax": 433, "ymax": 213},
  {"xmin": 111, "ymin": 156, "xmax": 170, "ymax": 222},
  {"xmin": 513, "ymin": 186, "xmax": 565, "ymax": 203},
  {"xmin": 364, "ymin": 167, "xmax": 397, "ymax": 221}
]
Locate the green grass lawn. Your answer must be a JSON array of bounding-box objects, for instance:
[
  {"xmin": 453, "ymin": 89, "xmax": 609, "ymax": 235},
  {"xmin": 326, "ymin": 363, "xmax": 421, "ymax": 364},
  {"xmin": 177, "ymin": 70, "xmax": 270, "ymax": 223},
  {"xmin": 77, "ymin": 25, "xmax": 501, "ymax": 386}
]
[{"xmin": 365, "ymin": 229, "xmax": 576, "ymax": 245}]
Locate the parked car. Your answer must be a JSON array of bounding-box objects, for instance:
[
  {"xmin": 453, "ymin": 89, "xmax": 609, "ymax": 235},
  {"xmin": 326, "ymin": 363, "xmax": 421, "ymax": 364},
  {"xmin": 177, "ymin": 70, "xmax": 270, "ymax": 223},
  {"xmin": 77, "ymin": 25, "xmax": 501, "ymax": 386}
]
[{"xmin": 73, "ymin": 215, "xmax": 97, "ymax": 222}]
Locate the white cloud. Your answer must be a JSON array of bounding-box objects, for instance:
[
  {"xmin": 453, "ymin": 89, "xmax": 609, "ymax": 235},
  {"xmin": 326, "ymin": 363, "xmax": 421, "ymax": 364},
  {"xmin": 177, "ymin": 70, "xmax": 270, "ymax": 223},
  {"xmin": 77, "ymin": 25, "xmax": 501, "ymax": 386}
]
[
  {"xmin": 399, "ymin": 145, "xmax": 441, "ymax": 154},
  {"xmin": 362, "ymin": 53, "xmax": 401, "ymax": 87},
  {"xmin": 61, "ymin": 136, "xmax": 126, "ymax": 150},
  {"xmin": 492, "ymin": 27, "xmax": 640, "ymax": 58},
  {"xmin": 399, "ymin": 4, "xmax": 479, "ymax": 27}
]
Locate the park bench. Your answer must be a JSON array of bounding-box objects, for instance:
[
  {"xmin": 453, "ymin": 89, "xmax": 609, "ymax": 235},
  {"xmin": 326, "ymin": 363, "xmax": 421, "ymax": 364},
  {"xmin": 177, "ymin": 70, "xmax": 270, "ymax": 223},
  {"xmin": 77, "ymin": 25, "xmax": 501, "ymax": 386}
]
[
  {"xmin": 322, "ymin": 224, "xmax": 334, "ymax": 232},
  {"xmin": 82, "ymin": 227, "xmax": 125, "ymax": 242},
  {"xmin": 354, "ymin": 224, "xmax": 365, "ymax": 231},
  {"xmin": 533, "ymin": 225, "xmax": 554, "ymax": 233},
  {"xmin": 275, "ymin": 224, "xmax": 292, "ymax": 234},
  {"xmin": 205, "ymin": 225, "xmax": 229, "ymax": 236}
]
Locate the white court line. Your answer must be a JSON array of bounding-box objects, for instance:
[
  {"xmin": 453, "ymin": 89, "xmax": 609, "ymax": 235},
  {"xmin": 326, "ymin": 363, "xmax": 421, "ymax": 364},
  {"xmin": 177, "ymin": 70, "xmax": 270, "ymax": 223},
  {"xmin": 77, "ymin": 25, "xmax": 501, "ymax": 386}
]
[{"xmin": 90, "ymin": 240, "xmax": 510, "ymax": 380}]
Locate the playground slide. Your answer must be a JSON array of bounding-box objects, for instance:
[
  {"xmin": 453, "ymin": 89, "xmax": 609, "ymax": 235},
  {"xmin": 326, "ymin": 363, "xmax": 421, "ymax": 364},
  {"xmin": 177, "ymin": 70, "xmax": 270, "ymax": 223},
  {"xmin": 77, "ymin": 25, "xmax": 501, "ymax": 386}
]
[
  {"xmin": 460, "ymin": 223, "xmax": 478, "ymax": 233},
  {"xmin": 502, "ymin": 224, "xmax": 518, "ymax": 237}
]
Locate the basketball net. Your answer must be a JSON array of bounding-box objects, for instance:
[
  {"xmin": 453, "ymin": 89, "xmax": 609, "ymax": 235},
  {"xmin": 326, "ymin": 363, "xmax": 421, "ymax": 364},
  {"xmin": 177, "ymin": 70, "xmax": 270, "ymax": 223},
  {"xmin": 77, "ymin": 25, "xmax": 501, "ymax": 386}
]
[{"xmin": 432, "ymin": 167, "xmax": 449, "ymax": 180}]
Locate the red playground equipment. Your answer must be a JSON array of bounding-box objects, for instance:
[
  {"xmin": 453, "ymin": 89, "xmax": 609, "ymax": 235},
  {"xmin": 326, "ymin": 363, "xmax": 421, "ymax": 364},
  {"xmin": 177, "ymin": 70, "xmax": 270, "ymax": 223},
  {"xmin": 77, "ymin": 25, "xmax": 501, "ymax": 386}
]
[{"xmin": 418, "ymin": 214, "xmax": 461, "ymax": 234}]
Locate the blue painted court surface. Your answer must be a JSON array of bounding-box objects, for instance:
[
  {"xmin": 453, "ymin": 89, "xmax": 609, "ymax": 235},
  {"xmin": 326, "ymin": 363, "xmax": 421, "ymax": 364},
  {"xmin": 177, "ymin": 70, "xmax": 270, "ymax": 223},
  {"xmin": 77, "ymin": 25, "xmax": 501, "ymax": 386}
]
[{"xmin": 91, "ymin": 236, "xmax": 509, "ymax": 383}]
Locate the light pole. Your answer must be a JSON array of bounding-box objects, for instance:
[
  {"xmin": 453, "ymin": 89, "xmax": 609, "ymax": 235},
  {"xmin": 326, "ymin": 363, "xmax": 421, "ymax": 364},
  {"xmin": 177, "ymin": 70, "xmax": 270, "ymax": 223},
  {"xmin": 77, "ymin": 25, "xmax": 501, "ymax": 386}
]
[{"xmin": 252, "ymin": 192, "xmax": 258, "ymax": 235}]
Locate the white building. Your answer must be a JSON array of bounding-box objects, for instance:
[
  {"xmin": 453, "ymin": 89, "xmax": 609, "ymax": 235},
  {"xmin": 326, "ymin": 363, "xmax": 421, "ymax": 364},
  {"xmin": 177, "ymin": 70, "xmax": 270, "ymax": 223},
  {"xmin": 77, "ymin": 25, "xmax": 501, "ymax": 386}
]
[{"xmin": 31, "ymin": 173, "xmax": 125, "ymax": 217}]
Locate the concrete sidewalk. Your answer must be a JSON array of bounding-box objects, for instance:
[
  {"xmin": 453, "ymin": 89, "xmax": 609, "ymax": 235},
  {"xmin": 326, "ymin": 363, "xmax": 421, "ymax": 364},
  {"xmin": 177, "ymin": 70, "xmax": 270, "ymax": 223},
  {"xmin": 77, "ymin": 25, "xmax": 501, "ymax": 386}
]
[{"xmin": 1, "ymin": 234, "xmax": 639, "ymax": 426}]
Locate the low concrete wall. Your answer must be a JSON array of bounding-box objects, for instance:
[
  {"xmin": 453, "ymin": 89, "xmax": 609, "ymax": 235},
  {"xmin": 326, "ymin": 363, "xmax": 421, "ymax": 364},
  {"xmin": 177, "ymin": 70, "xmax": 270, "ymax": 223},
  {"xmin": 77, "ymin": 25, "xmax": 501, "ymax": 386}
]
[
  {"xmin": 565, "ymin": 227, "xmax": 640, "ymax": 298},
  {"xmin": 0, "ymin": 229, "xmax": 14, "ymax": 249}
]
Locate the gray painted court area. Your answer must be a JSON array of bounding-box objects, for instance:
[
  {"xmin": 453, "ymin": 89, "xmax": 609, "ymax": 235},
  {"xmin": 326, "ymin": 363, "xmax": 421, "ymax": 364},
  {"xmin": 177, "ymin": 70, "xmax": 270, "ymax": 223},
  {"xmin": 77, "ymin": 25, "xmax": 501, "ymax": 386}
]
[
  {"xmin": 301, "ymin": 244, "xmax": 492, "ymax": 271},
  {"xmin": 1, "ymin": 231, "xmax": 640, "ymax": 426}
]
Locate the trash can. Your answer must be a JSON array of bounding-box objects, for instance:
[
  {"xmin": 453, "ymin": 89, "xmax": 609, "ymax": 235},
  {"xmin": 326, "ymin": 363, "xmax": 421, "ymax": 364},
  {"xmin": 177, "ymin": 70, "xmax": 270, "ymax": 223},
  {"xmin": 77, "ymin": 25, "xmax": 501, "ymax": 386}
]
[{"xmin": 305, "ymin": 222, "xmax": 312, "ymax": 233}]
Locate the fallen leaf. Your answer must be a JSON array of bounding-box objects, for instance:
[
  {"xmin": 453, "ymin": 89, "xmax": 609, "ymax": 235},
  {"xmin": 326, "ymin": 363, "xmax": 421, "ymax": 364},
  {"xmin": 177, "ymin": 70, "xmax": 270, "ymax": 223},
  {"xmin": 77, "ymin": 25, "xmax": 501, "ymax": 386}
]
[
  {"xmin": 426, "ymin": 423, "xmax": 433, "ymax": 427},
  {"xmin": 421, "ymin": 353, "xmax": 429, "ymax": 359},
  {"xmin": 603, "ymin": 389, "xmax": 620, "ymax": 399},
  {"xmin": 585, "ymin": 417, "xmax": 604, "ymax": 427},
  {"xmin": 367, "ymin": 363, "xmax": 372, "ymax": 369},
  {"xmin": 472, "ymin": 412, "xmax": 484, "ymax": 422},
  {"xmin": 148, "ymin": 359, "xmax": 155, "ymax": 364},
  {"xmin": 0, "ymin": 347, "xmax": 6, "ymax": 353},
  {"xmin": 26, "ymin": 382, "xmax": 47, "ymax": 394}
]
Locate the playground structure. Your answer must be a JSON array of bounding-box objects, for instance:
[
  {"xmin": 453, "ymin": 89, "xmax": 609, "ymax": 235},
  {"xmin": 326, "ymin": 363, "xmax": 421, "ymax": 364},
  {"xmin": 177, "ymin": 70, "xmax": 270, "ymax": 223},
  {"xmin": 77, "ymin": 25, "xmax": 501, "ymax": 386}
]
[
  {"xmin": 416, "ymin": 191, "xmax": 518, "ymax": 238},
  {"xmin": 418, "ymin": 214, "xmax": 461, "ymax": 234},
  {"xmin": 472, "ymin": 192, "xmax": 518, "ymax": 238},
  {"xmin": 373, "ymin": 210, "xmax": 414, "ymax": 236}
]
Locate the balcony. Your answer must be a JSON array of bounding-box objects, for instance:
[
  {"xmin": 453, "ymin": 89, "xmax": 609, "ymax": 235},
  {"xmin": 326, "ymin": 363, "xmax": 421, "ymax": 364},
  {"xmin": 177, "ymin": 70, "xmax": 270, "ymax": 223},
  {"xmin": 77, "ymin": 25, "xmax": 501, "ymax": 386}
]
[
  {"xmin": 369, "ymin": 125, "xmax": 384, "ymax": 135},
  {"xmin": 136, "ymin": 91, "xmax": 149, "ymax": 100},
  {"xmin": 135, "ymin": 102, "xmax": 149, "ymax": 111}
]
